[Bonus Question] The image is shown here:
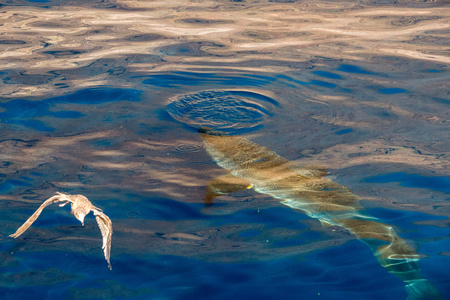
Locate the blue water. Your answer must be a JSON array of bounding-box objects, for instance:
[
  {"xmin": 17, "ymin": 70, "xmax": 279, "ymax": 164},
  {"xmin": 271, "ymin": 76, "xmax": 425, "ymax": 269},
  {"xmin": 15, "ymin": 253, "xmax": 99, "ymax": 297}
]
[
  {"xmin": 1, "ymin": 84, "xmax": 449, "ymax": 298},
  {"xmin": 0, "ymin": 243, "xmax": 410, "ymax": 300},
  {"xmin": 378, "ymin": 88, "xmax": 407, "ymax": 94},
  {"xmin": 0, "ymin": 179, "xmax": 32, "ymax": 193},
  {"xmin": 337, "ymin": 64, "xmax": 374, "ymax": 75},
  {"xmin": 0, "ymin": 88, "xmax": 141, "ymax": 131},
  {"xmin": 335, "ymin": 128, "xmax": 353, "ymax": 135},
  {"xmin": 366, "ymin": 172, "xmax": 450, "ymax": 193},
  {"xmin": 140, "ymin": 72, "xmax": 276, "ymax": 88},
  {"xmin": 1, "ymin": 1, "xmax": 449, "ymax": 299},
  {"xmin": 313, "ymin": 71, "xmax": 343, "ymax": 80}
]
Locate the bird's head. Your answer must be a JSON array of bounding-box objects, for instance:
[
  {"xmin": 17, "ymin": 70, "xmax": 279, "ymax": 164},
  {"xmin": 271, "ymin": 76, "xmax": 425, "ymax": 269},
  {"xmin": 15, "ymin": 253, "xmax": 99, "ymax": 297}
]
[{"xmin": 73, "ymin": 209, "xmax": 87, "ymax": 226}]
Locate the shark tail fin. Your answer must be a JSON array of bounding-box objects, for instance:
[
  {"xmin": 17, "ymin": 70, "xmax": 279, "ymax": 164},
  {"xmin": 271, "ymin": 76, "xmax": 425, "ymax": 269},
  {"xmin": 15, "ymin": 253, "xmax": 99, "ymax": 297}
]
[{"xmin": 405, "ymin": 279, "xmax": 444, "ymax": 300}]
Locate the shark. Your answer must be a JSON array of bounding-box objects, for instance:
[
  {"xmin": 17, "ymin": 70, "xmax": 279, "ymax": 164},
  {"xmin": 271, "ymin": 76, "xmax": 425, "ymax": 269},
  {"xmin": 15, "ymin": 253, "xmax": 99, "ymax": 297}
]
[{"xmin": 199, "ymin": 128, "xmax": 443, "ymax": 299}]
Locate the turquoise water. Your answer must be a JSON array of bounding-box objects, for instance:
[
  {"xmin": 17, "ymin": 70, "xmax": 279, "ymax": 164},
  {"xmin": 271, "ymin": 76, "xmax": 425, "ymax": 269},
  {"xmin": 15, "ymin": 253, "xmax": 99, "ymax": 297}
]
[{"xmin": 1, "ymin": 0, "xmax": 449, "ymax": 299}]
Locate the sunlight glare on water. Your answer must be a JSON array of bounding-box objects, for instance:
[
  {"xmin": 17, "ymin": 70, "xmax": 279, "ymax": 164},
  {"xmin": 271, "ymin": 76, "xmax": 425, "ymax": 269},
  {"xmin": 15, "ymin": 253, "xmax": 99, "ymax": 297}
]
[{"xmin": 0, "ymin": 0, "xmax": 449, "ymax": 299}]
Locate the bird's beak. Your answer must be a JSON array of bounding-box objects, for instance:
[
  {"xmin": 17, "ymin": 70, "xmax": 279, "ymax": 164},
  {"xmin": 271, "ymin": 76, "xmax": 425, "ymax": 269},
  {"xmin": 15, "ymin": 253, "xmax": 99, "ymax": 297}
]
[{"xmin": 76, "ymin": 213, "xmax": 86, "ymax": 226}]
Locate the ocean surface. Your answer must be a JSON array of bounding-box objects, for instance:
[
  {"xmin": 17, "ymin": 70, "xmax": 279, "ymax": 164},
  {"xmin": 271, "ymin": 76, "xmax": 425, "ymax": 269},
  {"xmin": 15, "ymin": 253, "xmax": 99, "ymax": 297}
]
[{"xmin": 0, "ymin": 0, "xmax": 449, "ymax": 299}]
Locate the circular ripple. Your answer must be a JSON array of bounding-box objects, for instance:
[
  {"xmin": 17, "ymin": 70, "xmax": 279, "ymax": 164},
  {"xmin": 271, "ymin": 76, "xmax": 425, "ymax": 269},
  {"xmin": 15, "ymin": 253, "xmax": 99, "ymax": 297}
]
[
  {"xmin": 159, "ymin": 165, "xmax": 178, "ymax": 173},
  {"xmin": 166, "ymin": 90, "xmax": 278, "ymax": 134},
  {"xmin": 174, "ymin": 143, "xmax": 202, "ymax": 153},
  {"xmin": 126, "ymin": 211, "xmax": 140, "ymax": 218},
  {"xmin": 164, "ymin": 143, "xmax": 202, "ymax": 153}
]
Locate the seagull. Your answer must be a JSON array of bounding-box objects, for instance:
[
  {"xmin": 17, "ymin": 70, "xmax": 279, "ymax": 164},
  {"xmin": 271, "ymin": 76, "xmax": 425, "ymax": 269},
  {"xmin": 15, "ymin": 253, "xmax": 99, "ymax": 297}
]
[{"xmin": 9, "ymin": 192, "xmax": 113, "ymax": 270}]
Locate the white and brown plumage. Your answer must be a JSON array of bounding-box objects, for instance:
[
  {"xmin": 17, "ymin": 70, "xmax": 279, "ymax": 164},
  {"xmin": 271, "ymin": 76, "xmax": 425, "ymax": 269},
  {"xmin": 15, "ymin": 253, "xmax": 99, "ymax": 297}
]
[{"xmin": 9, "ymin": 192, "xmax": 113, "ymax": 270}]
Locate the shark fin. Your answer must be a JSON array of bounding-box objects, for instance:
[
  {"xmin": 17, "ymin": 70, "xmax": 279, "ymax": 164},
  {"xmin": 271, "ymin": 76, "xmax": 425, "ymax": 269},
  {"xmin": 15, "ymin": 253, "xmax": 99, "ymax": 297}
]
[{"xmin": 205, "ymin": 173, "xmax": 253, "ymax": 206}]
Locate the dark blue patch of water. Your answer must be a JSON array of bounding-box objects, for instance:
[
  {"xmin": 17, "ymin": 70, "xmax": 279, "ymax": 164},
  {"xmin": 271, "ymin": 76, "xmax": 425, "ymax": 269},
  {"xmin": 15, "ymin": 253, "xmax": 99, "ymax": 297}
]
[
  {"xmin": 365, "ymin": 207, "xmax": 449, "ymax": 243},
  {"xmin": 2, "ymin": 227, "xmax": 423, "ymax": 300},
  {"xmin": 1, "ymin": 116, "xmax": 52, "ymax": 132},
  {"xmin": 90, "ymin": 138, "xmax": 117, "ymax": 148},
  {"xmin": 0, "ymin": 286, "xmax": 68, "ymax": 300},
  {"xmin": 365, "ymin": 172, "xmax": 450, "ymax": 193},
  {"xmin": 0, "ymin": 99, "xmax": 50, "ymax": 118},
  {"xmin": 2, "ymin": 251, "xmax": 100, "ymax": 288},
  {"xmin": 48, "ymin": 88, "xmax": 142, "ymax": 104},
  {"xmin": 43, "ymin": 50, "xmax": 85, "ymax": 56},
  {"xmin": 367, "ymin": 207, "xmax": 446, "ymax": 228},
  {"xmin": 239, "ymin": 229, "xmax": 262, "ymax": 238},
  {"xmin": 275, "ymin": 74, "xmax": 295, "ymax": 81},
  {"xmin": 215, "ymin": 206, "xmax": 308, "ymax": 231},
  {"xmin": 433, "ymin": 97, "xmax": 450, "ymax": 105},
  {"xmin": 273, "ymin": 237, "xmax": 304, "ymax": 248},
  {"xmin": 313, "ymin": 70, "xmax": 342, "ymax": 79},
  {"xmin": 338, "ymin": 64, "xmax": 373, "ymax": 75},
  {"xmin": 50, "ymin": 111, "xmax": 84, "ymax": 118},
  {"xmin": 421, "ymin": 238, "xmax": 450, "ymax": 258},
  {"xmin": 336, "ymin": 128, "xmax": 352, "ymax": 135},
  {"xmin": 418, "ymin": 239, "xmax": 450, "ymax": 297},
  {"xmin": 378, "ymin": 88, "xmax": 407, "ymax": 94},
  {"xmin": 133, "ymin": 197, "xmax": 210, "ymax": 221},
  {"xmin": 26, "ymin": 211, "xmax": 79, "ymax": 228},
  {"xmin": 108, "ymin": 242, "xmax": 404, "ymax": 300},
  {"xmin": 0, "ymin": 88, "xmax": 142, "ymax": 131},
  {"xmin": 0, "ymin": 179, "xmax": 32, "ymax": 193},
  {"xmin": 301, "ymin": 231, "xmax": 322, "ymax": 240},
  {"xmin": 309, "ymin": 80, "xmax": 337, "ymax": 88},
  {"xmin": 30, "ymin": 172, "xmax": 44, "ymax": 176},
  {"xmin": 0, "ymin": 99, "xmax": 82, "ymax": 129},
  {"xmin": 141, "ymin": 72, "xmax": 276, "ymax": 88}
]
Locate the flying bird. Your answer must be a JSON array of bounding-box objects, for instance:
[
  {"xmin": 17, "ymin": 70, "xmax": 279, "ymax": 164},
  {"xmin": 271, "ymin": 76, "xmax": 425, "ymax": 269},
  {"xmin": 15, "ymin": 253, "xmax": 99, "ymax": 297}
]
[{"xmin": 9, "ymin": 192, "xmax": 113, "ymax": 270}]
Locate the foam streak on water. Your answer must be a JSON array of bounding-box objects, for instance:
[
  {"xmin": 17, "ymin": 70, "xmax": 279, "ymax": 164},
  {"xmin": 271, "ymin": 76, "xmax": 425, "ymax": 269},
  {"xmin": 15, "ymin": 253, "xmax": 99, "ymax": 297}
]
[{"xmin": 0, "ymin": 0, "xmax": 449, "ymax": 299}]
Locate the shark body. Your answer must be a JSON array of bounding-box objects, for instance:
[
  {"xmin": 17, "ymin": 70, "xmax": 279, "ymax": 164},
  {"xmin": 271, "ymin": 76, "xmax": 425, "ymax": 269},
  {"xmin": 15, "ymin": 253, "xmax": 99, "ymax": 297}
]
[{"xmin": 200, "ymin": 129, "xmax": 442, "ymax": 299}]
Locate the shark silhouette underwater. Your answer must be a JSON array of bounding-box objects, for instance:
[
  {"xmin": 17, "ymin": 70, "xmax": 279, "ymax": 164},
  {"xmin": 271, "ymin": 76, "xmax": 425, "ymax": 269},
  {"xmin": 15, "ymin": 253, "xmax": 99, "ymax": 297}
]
[
  {"xmin": 199, "ymin": 128, "xmax": 443, "ymax": 299},
  {"xmin": 9, "ymin": 192, "xmax": 113, "ymax": 270}
]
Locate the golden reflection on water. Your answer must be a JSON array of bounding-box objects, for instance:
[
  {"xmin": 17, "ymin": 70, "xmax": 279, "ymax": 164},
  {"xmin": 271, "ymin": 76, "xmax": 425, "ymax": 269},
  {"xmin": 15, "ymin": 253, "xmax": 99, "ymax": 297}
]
[{"xmin": 1, "ymin": 0, "xmax": 449, "ymax": 98}]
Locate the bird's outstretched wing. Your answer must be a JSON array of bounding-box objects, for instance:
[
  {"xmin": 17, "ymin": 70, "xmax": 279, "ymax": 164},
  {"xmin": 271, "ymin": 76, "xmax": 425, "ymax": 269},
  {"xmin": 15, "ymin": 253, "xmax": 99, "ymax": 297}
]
[
  {"xmin": 93, "ymin": 209, "xmax": 113, "ymax": 270},
  {"xmin": 9, "ymin": 193, "xmax": 73, "ymax": 238}
]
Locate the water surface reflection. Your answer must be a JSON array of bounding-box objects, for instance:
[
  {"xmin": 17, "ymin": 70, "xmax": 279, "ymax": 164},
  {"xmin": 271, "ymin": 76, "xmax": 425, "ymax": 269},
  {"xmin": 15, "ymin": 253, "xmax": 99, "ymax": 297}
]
[{"xmin": 1, "ymin": 0, "xmax": 449, "ymax": 299}]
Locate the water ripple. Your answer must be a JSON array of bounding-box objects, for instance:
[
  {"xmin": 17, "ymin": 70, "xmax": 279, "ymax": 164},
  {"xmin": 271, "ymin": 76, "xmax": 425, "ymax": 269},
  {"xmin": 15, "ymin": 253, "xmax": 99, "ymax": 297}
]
[
  {"xmin": 166, "ymin": 90, "xmax": 278, "ymax": 134},
  {"xmin": 141, "ymin": 72, "xmax": 276, "ymax": 88},
  {"xmin": 164, "ymin": 143, "xmax": 202, "ymax": 154},
  {"xmin": 0, "ymin": 88, "xmax": 141, "ymax": 131}
]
